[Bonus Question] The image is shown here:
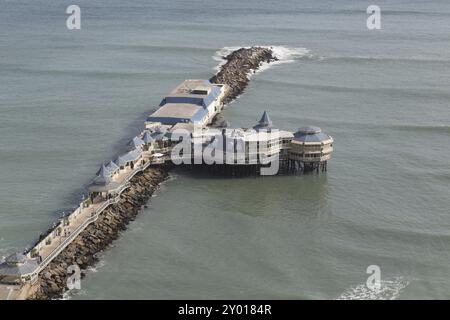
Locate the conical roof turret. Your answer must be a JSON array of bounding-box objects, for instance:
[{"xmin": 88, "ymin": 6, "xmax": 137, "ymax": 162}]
[{"xmin": 253, "ymin": 111, "xmax": 273, "ymax": 130}]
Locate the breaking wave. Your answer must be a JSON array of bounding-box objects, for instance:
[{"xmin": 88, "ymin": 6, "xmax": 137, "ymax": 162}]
[
  {"xmin": 213, "ymin": 46, "xmax": 314, "ymax": 74},
  {"xmin": 337, "ymin": 276, "xmax": 410, "ymax": 300},
  {"xmin": 86, "ymin": 259, "xmax": 106, "ymax": 273}
]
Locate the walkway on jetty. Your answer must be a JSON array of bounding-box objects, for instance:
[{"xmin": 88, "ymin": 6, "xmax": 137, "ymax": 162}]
[
  {"xmin": 0, "ymin": 47, "xmax": 282, "ymax": 300},
  {"xmin": 0, "ymin": 47, "xmax": 333, "ymax": 300},
  {"xmin": 35, "ymin": 152, "xmax": 170, "ymax": 272},
  {"xmin": 0, "ymin": 148, "xmax": 171, "ymax": 299}
]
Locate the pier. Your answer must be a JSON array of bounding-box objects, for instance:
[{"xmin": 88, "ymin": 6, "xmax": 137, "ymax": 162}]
[
  {"xmin": 0, "ymin": 47, "xmax": 333, "ymax": 299},
  {"xmin": 0, "ymin": 149, "xmax": 168, "ymax": 299}
]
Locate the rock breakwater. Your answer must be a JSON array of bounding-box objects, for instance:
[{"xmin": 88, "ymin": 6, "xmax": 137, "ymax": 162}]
[
  {"xmin": 210, "ymin": 46, "xmax": 277, "ymax": 105},
  {"xmin": 27, "ymin": 46, "xmax": 277, "ymax": 300},
  {"xmin": 31, "ymin": 167, "xmax": 168, "ymax": 299}
]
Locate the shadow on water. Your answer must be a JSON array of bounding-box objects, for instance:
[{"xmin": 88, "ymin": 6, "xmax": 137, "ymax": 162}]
[{"xmin": 171, "ymin": 165, "xmax": 332, "ymax": 219}]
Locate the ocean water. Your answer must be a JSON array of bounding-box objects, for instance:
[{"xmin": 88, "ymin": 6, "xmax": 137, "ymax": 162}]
[{"xmin": 1, "ymin": 0, "xmax": 450, "ymax": 299}]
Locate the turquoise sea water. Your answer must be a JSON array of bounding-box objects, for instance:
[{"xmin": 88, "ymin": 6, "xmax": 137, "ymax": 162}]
[{"xmin": 1, "ymin": 0, "xmax": 449, "ymax": 299}]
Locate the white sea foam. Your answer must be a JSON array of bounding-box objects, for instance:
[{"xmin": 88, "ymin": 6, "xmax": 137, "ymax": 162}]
[
  {"xmin": 61, "ymin": 289, "xmax": 88, "ymax": 300},
  {"xmin": 213, "ymin": 45, "xmax": 313, "ymax": 74},
  {"xmin": 336, "ymin": 276, "xmax": 410, "ymax": 300},
  {"xmin": 86, "ymin": 259, "xmax": 106, "ymax": 273},
  {"xmin": 60, "ymin": 292, "xmax": 72, "ymax": 300},
  {"xmin": 212, "ymin": 46, "xmax": 313, "ymax": 107}
]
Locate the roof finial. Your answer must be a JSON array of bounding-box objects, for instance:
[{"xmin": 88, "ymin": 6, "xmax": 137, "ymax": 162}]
[
  {"xmin": 253, "ymin": 110, "xmax": 273, "ymax": 130},
  {"xmin": 259, "ymin": 111, "xmax": 272, "ymax": 126}
]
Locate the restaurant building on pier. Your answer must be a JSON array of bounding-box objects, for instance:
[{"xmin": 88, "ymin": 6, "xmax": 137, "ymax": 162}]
[
  {"xmin": 0, "ymin": 79, "xmax": 334, "ymax": 294},
  {"xmin": 145, "ymin": 79, "xmax": 226, "ymax": 126}
]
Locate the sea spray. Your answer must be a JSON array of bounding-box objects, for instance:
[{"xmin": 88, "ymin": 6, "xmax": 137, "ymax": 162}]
[
  {"xmin": 213, "ymin": 46, "xmax": 312, "ymax": 73},
  {"xmin": 211, "ymin": 46, "xmax": 312, "ymax": 105},
  {"xmin": 210, "ymin": 46, "xmax": 278, "ymax": 105},
  {"xmin": 337, "ymin": 276, "xmax": 410, "ymax": 300}
]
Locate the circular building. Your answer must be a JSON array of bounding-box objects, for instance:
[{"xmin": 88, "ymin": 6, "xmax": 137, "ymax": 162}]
[{"xmin": 288, "ymin": 126, "xmax": 333, "ymax": 172}]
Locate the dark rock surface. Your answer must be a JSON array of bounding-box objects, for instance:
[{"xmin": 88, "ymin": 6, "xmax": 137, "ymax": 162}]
[
  {"xmin": 31, "ymin": 167, "xmax": 168, "ymax": 300},
  {"xmin": 210, "ymin": 46, "xmax": 277, "ymax": 105},
  {"xmin": 30, "ymin": 46, "xmax": 276, "ymax": 300}
]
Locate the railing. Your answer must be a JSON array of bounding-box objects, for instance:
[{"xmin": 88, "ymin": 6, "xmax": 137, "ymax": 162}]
[
  {"xmin": 22, "ymin": 147, "xmax": 287, "ymax": 275},
  {"xmin": 153, "ymin": 147, "xmax": 170, "ymax": 154},
  {"xmin": 37, "ymin": 198, "xmax": 114, "ymax": 272},
  {"xmin": 20, "ymin": 153, "xmax": 168, "ymax": 278},
  {"xmin": 38, "ymin": 215, "xmax": 95, "ymax": 271},
  {"xmin": 36, "ymin": 193, "xmax": 127, "ymax": 273},
  {"xmin": 150, "ymin": 157, "xmax": 168, "ymax": 164},
  {"xmin": 116, "ymin": 182, "xmax": 131, "ymax": 195}
]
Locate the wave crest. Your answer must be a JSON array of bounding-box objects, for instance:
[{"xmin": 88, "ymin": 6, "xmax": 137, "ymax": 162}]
[
  {"xmin": 337, "ymin": 276, "xmax": 410, "ymax": 300},
  {"xmin": 213, "ymin": 46, "xmax": 313, "ymax": 73}
]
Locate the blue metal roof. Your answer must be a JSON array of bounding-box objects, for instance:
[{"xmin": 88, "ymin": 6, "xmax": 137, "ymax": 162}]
[
  {"xmin": 158, "ymin": 80, "xmax": 221, "ymax": 109},
  {"xmin": 160, "ymin": 96, "xmax": 202, "ymax": 106},
  {"xmin": 142, "ymin": 131, "xmax": 154, "ymax": 143},
  {"xmin": 114, "ymin": 149, "xmax": 141, "ymax": 167},
  {"xmin": 147, "ymin": 117, "xmax": 192, "ymax": 125},
  {"xmin": 190, "ymin": 107, "xmax": 209, "ymax": 124},
  {"xmin": 297, "ymin": 126, "xmax": 322, "ymax": 134},
  {"xmin": 293, "ymin": 127, "xmax": 331, "ymax": 143},
  {"xmin": 89, "ymin": 166, "xmax": 120, "ymax": 191},
  {"xmin": 93, "ymin": 164, "xmax": 112, "ymax": 186},
  {"xmin": 123, "ymin": 149, "xmax": 142, "ymax": 162},
  {"xmin": 147, "ymin": 107, "xmax": 209, "ymax": 125},
  {"xmin": 148, "ymin": 81, "xmax": 221, "ymax": 124},
  {"xmin": 115, "ymin": 155, "xmax": 129, "ymax": 166},
  {"xmin": 128, "ymin": 136, "xmax": 144, "ymax": 148},
  {"xmin": 106, "ymin": 160, "xmax": 119, "ymax": 172},
  {"xmin": 201, "ymin": 85, "xmax": 221, "ymax": 108},
  {"xmin": 0, "ymin": 254, "xmax": 39, "ymax": 276},
  {"xmin": 96, "ymin": 164, "xmax": 110, "ymax": 178}
]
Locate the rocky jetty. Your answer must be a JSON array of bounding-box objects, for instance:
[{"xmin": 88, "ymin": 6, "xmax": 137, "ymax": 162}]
[
  {"xmin": 30, "ymin": 167, "xmax": 168, "ymax": 300},
  {"xmin": 210, "ymin": 46, "xmax": 278, "ymax": 105},
  {"xmin": 27, "ymin": 47, "xmax": 276, "ymax": 300}
]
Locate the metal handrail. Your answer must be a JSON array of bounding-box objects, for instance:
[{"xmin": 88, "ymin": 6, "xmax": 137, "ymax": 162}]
[
  {"xmin": 38, "ymin": 206, "xmax": 103, "ymax": 270},
  {"xmin": 37, "ymin": 197, "xmax": 117, "ymax": 271},
  {"xmin": 26, "ymin": 158, "xmax": 159, "ymax": 276}
]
